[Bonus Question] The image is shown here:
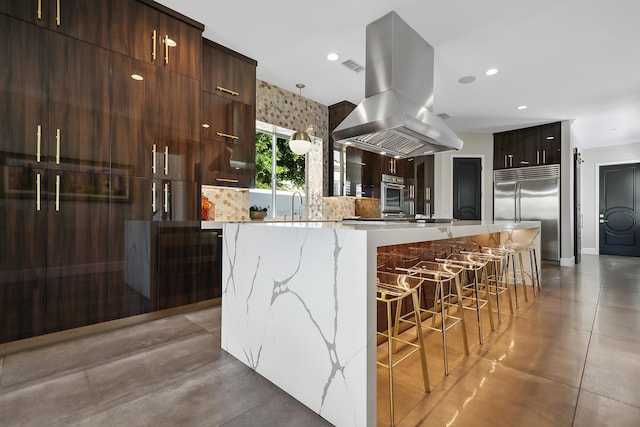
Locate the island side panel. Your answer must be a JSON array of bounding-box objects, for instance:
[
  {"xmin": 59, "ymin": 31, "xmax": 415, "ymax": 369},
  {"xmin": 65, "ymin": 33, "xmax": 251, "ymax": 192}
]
[{"xmin": 221, "ymin": 223, "xmax": 371, "ymax": 427}]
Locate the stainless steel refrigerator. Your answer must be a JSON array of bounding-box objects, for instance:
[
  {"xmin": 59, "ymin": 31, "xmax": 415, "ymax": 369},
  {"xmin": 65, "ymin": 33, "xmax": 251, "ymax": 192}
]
[{"xmin": 494, "ymin": 165, "xmax": 560, "ymax": 261}]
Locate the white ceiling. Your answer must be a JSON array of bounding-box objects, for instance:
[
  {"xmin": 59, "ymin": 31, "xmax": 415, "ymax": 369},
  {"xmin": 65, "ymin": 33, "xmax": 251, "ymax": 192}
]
[{"xmin": 157, "ymin": 0, "xmax": 640, "ymax": 150}]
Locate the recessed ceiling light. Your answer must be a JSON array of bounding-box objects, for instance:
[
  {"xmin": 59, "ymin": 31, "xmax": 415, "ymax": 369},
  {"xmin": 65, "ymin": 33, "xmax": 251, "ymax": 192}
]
[
  {"xmin": 380, "ymin": 151, "xmax": 386, "ymax": 155},
  {"xmin": 517, "ymin": 105, "xmax": 528, "ymax": 110},
  {"xmin": 486, "ymin": 68, "xmax": 499, "ymax": 76},
  {"xmin": 327, "ymin": 52, "xmax": 340, "ymax": 61},
  {"xmin": 458, "ymin": 75, "xmax": 476, "ymax": 84},
  {"xmin": 131, "ymin": 74, "xmax": 144, "ymax": 81},
  {"xmin": 343, "ymin": 141, "xmax": 352, "ymax": 146}
]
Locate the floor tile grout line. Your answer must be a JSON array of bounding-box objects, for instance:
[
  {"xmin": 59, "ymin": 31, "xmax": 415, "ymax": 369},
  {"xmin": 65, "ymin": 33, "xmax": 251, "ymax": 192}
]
[{"xmin": 570, "ymin": 263, "xmax": 605, "ymax": 426}]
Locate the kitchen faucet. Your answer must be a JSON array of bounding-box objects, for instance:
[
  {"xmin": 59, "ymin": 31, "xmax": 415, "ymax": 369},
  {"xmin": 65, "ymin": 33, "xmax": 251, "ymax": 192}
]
[{"xmin": 291, "ymin": 191, "xmax": 304, "ymax": 221}]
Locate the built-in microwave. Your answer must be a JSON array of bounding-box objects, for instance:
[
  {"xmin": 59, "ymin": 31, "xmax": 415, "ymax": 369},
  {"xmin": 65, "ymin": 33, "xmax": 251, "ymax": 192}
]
[{"xmin": 381, "ymin": 174, "xmax": 405, "ymax": 216}]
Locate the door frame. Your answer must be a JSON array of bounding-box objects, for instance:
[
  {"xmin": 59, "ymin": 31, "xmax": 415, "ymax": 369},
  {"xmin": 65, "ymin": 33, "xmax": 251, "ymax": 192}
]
[
  {"xmin": 594, "ymin": 159, "xmax": 640, "ymax": 254},
  {"xmin": 450, "ymin": 154, "xmax": 485, "ymax": 220}
]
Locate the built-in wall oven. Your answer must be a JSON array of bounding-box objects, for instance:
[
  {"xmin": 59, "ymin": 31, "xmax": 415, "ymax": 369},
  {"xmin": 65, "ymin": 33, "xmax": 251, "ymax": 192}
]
[{"xmin": 381, "ymin": 174, "xmax": 405, "ymax": 217}]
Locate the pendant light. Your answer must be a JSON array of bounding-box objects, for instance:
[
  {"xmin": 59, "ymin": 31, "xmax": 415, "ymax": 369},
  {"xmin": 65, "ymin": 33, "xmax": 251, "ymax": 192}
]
[{"xmin": 289, "ymin": 83, "xmax": 312, "ymax": 155}]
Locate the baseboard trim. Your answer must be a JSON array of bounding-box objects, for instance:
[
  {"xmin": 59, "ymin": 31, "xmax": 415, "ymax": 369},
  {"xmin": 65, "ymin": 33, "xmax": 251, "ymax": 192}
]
[
  {"xmin": 0, "ymin": 298, "xmax": 221, "ymax": 357},
  {"xmin": 560, "ymin": 256, "xmax": 576, "ymax": 267},
  {"xmin": 582, "ymin": 248, "xmax": 598, "ymax": 255}
]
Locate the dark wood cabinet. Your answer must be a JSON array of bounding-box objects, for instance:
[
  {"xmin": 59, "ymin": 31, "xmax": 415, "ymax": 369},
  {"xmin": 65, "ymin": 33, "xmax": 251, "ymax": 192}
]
[
  {"xmin": 328, "ymin": 101, "xmax": 356, "ymax": 196},
  {"xmin": 202, "ymin": 39, "xmax": 256, "ymax": 105},
  {"xmin": 201, "ymin": 40, "xmax": 257, "ymax": 188},
  {"xmin": 0, "ymin": 0, "xmax": 110, "ymax": 48},
  {"xmin": 199, "ymin": 229, "xmax": 223, "ymax": 301},
  {"xmin": 494, "ymin": 122, "xmax": 561, "ymax": 169},
  {"xmin": 110, "ymin": 0, "xmax": 203, "ymax": 78}
]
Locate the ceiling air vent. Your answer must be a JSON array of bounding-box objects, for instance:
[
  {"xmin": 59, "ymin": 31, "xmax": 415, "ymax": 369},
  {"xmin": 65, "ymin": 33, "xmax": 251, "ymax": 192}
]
[
  {"xmin": 437, "ymin": 113, "xmax": 451, "ymax": 120},
  {"xmin": 342, "ymin": 59, "xmax": 364, "ymax": 73}
]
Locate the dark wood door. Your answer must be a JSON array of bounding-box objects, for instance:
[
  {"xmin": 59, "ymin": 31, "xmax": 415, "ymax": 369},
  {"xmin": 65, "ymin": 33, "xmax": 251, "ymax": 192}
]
[
  {"xmin": 45, "ymin": 169, "xmax": 110, "ymax": 333},
  {"xmin": 201, "ymin": 93, "xmax": 255, "ymax": 186},
  {"xmin": 0, "ymin": 15, "xmax": 47, "ymax": 161},
  {"xmin": 160, "ymin": 12, "xmax": 202, "ymax": 77},
  {"xmin": 110, "ymin": 53, "xmax": 160, "ymax": 179},
  {"xmin": 0, "ymin": 164, "xmax": 48, "ymax": 343},
  {"xmin": 202, "ymin": 40, "xmax": 256, "ymax": 104},
  {"xmin": 453, "ymin": 157, "xmax": 482, "ymax": 220},
  {"xmin": 47, "ymin": 32, "xmax": 111, "ymax": 168},
  {"xmin": 51, "ymin": 0, "xmax": 110, "ymax": 48},
  {"xmin": 110, "ymin": 0, "xmax": 160, "ymax": 66},
  {"xmin": 107, "ymin": 176, "xmax": 154, "ymax": 320},
  {"xmin": 599, "ymin": 163, "xmax": 640, "ymax": 256},
  {"xmin": 0, "ymin": 0, "xmax": 109, "ymax": 47},
  {"xmin": 159, "ymin": 71, "xmax": 200, "ymax": 182}
]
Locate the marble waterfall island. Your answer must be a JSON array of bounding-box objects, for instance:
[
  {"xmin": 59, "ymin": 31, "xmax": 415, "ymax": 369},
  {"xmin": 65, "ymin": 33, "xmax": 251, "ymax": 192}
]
[{"xmin": 219, "ymin": 220, "xmax": 540, "ymax": 426}]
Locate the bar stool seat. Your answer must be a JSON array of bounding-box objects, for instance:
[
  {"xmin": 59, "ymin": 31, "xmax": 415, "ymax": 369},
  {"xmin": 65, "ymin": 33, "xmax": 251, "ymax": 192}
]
[
  {"xmin": 464, "ymin": 249, "xmax": 515, "ymax": 322},
  {"xmin": 396, "ymin": 261, "xmax": 470, "ymax": 375},
  {"xmin": 377, "ymin": 271, "xmax": 431, "ymax": 426}
]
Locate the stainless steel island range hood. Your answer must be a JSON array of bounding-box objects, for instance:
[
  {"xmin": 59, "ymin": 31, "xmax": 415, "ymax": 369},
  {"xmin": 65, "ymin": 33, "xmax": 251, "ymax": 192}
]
[{"xmin": 333, "ymin": 11, "xmax": 463, "ymax": 158}]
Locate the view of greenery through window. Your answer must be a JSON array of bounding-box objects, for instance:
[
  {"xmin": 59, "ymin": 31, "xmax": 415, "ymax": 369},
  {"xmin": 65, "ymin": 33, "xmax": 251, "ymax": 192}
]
[{"xmin": 255, "ymin": 131, "xmax": 305, "ymax": 191}]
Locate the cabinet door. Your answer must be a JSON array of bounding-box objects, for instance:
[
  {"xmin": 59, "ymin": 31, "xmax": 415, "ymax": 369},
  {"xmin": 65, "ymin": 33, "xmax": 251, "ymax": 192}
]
[
  {"xmin": 110, "ymin": 0, "xmax": 160, "ymax": 65},
  {"xmin": 0, "ymin": 164, "xmax": 48, "ymax": 344},
  {"xmin": 111, "ymin": 53, "xmax": 160, "ymax": 179},
  {"xmin": 540, "ymin": 122, "xmax": 561, "ymax": 165},
  {"xmin": 519, "ymin": 126, "xmax": 541, "ymax": 167},
  {"xmin": 202, "ymin": 93, "xmax": 255, "ymax": 186},
  {"xmin": 45, "ymin": 169, "xmax": 110, "ymax": 333},
  {"xmin": 108, "ymin": 176, "xmax": 154, "ymax": 320},
  {"xmin": 158, "ymin": 71, "xmax": 200, "ymax": 182},
  {"xmin": 47, "ymin": 33, "xmax": 111, "ymax": 168},
  {"xmin": 51, "ymin": 0, "xmax": 110, "ymax": 48},
  {"xmin": 202, "ymin": 41, "xmax": 256, "ymax": 104},
  {"xmin": 159, "ymin": 12, "xmax": 202, "ymax": 78},
  {"xmin": 0, "ymin": 15, "xmax": 47, "ymax": 161},
  {"xmin": 199, "ymin": 229, "xmax": 222, "ymax": 301}
]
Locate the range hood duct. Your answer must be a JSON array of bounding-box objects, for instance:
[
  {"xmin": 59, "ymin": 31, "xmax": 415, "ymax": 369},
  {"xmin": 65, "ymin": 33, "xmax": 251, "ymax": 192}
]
[{"xmin": 333, "ymin": 11, "xmax": 463, "ymax": 158}]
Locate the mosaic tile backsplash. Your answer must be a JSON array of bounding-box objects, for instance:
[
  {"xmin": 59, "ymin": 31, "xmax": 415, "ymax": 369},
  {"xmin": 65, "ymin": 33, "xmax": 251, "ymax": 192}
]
[
  {"xmin": 322, "ymin": 197, "xmax": 355, "ymax": 220},
  {"xmin": 202, "ymin": 185, "xmax": 250, "ymax": 221},
  {"xmin": 256, "ymin": 80, "xmax": 328, "ymax": 219}
]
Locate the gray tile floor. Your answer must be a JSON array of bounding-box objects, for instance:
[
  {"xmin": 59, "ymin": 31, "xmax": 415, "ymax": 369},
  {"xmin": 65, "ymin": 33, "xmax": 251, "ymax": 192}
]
[{"xmin": 0, "ymin": 255, "xmax": 639, "ymax": 426}]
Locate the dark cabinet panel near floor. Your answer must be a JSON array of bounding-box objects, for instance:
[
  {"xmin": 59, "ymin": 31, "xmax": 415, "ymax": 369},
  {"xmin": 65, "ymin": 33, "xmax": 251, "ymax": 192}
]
[
  {"xmin": 199, "ymin": 230, "xmax": 223, "ymax": 301},
  {"xmin": 0, "ymin": 164, "xmax": 48, "ymax": 343}
]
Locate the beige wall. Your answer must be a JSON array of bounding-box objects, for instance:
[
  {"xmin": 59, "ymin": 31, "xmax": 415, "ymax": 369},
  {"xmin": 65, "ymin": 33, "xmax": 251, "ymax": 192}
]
[{"xmin": 433, "ymin": 132, "xmax": 494, "ymax": 220}]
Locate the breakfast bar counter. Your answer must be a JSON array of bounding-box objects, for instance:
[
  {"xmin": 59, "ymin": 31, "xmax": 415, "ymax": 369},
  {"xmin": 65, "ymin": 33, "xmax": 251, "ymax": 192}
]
[{"xmin": 219, "ymin": 220, "xmax": 540, "ymax": 426}]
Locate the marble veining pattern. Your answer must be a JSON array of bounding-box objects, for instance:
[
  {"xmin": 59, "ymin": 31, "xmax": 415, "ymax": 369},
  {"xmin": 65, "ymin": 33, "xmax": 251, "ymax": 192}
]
[{"xmin": 221, "ymin": 223, "xmax": 369, "ymax": 426}]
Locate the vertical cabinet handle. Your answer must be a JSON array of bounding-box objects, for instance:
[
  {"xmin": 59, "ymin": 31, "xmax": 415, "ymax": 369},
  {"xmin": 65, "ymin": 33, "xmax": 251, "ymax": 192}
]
[
  {"xmin": 152, "ymin": 30, "xmax": 157, "ymax": 61},
  {"xmin": 504, "ymin": 155, "xmax": 507, "ymax": 168},
  {"xmin": 508, "ymin": 154, "xmax": 513, "ymax": 167},
  {"xmin": 151, "ymin": 182, "xmax": 157, "ymax": 211},
  {"xmin": 36, "ymin": 125, "xmax": 42, "ymax": 162},
  {"xmin": 55, "ymin": 128, "xmax": 61, "ymax": 164},
  {"xmin": 537, "ymin": 151, "xmax": 540, "ymax": 165},
  {"xmin": 36, "ymin": 173, "xmax": 41, "ymax": 211},
  {"xmin": 163, "ymin": 183, "xmax": 169, "ymax": 213},
  {"xmin": 543, "ymin": 150, "xmax": 546, "ymax": 164},
  {"xmin": 164, "ymin": 146, "xmax": 169, "ymax": 175},
  {"xmin": 55, "ymin": 175, "xmax": 60, "ymax": 212},
  {"xmin": 152, "ymin": 144, "xmax": 157, "ymax": 174},
  {"xmin": 164, "ymin": 35, "xmax": 170, "ymax": 65},
  {"xmin": 56, "ymin": 0, "xmax": 60, "ymax": 26},
  {"xmin": 37, "ymin": 0, "xmax": 42, "ymax": 20}
]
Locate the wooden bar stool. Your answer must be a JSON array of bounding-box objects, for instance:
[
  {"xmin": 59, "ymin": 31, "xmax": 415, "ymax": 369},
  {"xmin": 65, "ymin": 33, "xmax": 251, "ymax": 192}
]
[
  {"xmin": 377, "ymin": 271, "xmax": 431, "ymax": 426},
  {"xmin": 396, "ymin": 261, "xmax": 470, "ymax": 375}
]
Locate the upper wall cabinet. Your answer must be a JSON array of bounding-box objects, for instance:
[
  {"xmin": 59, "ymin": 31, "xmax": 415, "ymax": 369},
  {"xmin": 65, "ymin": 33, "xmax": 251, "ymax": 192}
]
[
  {"xmin": 110, "ymin": 0, "xmax": 203, "ymax": 78},
  {"xmin": 202, "ymin": 39, "xmax": 256, "ymax": 105},
  {"xmin": 0, "ymin": 0, "xmax": 110, "ymax": 48},
  {"xmin": 493, "ymin": 122, "xmax": 561, "ymax": 169}
]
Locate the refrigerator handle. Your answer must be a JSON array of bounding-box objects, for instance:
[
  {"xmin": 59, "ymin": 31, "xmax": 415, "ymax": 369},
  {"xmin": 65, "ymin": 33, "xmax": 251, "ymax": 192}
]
[{"xmin": 516, "ymin": 182, "xmax": 521, "ymax": 222}]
